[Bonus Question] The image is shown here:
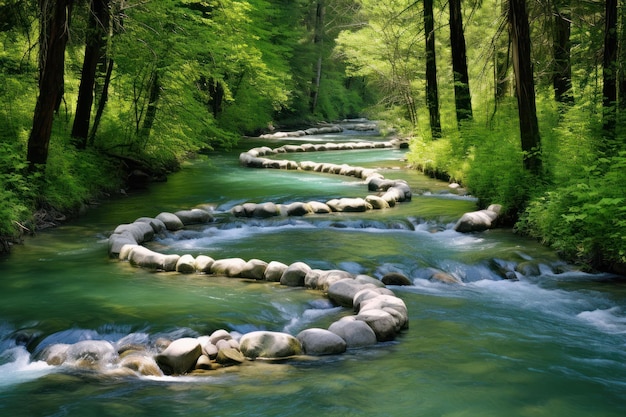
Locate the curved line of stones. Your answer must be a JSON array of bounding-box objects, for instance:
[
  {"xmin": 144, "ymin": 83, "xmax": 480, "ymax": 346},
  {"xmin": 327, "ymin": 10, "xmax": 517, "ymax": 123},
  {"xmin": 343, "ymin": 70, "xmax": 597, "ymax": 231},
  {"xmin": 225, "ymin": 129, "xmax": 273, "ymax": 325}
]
[
  {"xmin": 104, "ymin": 140, "xmax": 411, "ymax": 374},
  {"xmin": 236, "ymin": 139, "xmax": 411, "ymax": 216}
]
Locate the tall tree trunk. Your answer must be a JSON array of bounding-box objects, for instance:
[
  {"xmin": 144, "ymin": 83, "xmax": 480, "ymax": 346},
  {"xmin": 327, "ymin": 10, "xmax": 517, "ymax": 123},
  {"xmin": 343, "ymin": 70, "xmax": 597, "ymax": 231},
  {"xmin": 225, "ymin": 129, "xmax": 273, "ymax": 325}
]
[
  {"xmin": 424, "ymin": 0, "xmax": 441, "ymax": 138},
  {"xmin": 27, "ymin": 0, "xmax": 73, "ymax": 171},
  {"xmin": 309, "ymin": 0, "xmax": 325, "ymax": 114},
  {"xmin": 72, "ymin": 0, "xmax": 110, "ymax": 149},
  {"xmin": 617, "ymin": 0, "xmax": 626, "ymax": 114},
  {"xmin": 208, "ymin": 77, "xmax": 225, "ymax": 118},
  {"xmin": 509, "ymin": 0, "xmax": 542, "ymax": 174},
  {"xmin": 553, "ymin": 0, "xmax": 573, "ymax": 104},
  {"xmin": 494, "ymin": 34, "xmax": 510, "ymax": 102},
  {"xmin": 140, "ymin": 71, "xmax": 160, "ymax": 145},
  {"xmin": 449, "ymin": 0, "xmax": 472, "ymax": 124},
  {"xmin": 602, "ymin": 0, "xmax": 618, "ymax": 147},
  {"xmin": 88, "ymin": 57, "xmax": 114, "ymax": 146}
]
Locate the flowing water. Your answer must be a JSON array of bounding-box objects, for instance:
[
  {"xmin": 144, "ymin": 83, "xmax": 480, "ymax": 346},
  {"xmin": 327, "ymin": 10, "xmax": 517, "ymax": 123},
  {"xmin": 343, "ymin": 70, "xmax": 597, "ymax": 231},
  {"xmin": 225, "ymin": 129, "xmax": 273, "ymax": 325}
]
[{"xmin": 1, "ymin": 128, "xmax": 625, "ymax": 416}]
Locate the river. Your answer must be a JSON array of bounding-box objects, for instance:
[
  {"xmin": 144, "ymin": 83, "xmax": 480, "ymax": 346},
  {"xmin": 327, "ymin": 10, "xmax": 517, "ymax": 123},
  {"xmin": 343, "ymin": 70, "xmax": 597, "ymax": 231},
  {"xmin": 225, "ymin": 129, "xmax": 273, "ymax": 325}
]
[{"xmin": 1, "ymin": 127, "xmax": 625, "ymax": 416}]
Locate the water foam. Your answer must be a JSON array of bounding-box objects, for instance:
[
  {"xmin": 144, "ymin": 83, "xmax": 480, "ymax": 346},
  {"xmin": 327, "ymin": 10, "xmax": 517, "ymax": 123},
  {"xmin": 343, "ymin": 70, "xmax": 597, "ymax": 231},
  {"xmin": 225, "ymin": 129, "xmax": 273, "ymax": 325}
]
[
  {"xmin": 577, "ymin": 307, "xmax": 626, "ymax": 334},
  {"xmin": 0, "ymin": 346, "xmax": 54, "ymax": 388}
]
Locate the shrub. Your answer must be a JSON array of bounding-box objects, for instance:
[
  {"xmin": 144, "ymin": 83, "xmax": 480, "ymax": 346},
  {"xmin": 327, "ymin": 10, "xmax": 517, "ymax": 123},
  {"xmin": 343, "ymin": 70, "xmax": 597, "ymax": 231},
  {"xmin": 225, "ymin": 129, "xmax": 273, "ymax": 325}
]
[{"xmin": 518, "ymin": 153, "xmax": 626, "ymax": 270}]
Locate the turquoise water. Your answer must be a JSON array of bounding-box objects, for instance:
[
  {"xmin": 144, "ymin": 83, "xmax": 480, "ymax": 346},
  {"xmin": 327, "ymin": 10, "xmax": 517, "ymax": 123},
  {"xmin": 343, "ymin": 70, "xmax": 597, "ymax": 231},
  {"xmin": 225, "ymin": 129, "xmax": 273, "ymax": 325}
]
[{"xmin": 1, "ymin": 130, "xmax": 625, "ymax": 416}]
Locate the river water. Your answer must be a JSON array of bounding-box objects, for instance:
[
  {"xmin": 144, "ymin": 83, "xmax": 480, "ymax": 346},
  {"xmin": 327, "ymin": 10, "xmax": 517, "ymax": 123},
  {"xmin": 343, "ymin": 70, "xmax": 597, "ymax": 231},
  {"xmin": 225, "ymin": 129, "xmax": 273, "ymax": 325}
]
[{"xmin": 1, "ymin": 129, "xmax": 625, "ymax": 416}]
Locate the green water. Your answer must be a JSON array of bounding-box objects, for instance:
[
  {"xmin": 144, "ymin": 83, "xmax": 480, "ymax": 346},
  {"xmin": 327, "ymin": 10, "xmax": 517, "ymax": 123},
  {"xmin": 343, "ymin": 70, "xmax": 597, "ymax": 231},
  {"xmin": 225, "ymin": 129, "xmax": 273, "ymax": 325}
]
[{"xmin": 1, "ymin": 131, "xmax": 625, "ymax": 416}]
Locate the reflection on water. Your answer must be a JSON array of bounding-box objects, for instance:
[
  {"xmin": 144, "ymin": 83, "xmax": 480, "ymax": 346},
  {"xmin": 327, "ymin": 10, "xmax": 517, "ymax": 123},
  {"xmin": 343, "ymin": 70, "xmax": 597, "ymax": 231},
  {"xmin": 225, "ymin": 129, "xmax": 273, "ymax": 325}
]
[{"xmin": 1, "ymin": 131, "xmax": 626, "ymax": 416}]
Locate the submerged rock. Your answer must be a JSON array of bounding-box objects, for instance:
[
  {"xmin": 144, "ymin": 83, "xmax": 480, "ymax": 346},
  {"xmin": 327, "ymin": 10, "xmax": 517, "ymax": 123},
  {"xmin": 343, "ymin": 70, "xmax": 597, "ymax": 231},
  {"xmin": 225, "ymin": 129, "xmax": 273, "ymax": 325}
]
[
  {"xmin": 65, "ymin": 340, "xmax": 118, "ymax": 370},
  {"xmin": 381, "ymin": 272, "xmax": 412, "ymax": 286}
]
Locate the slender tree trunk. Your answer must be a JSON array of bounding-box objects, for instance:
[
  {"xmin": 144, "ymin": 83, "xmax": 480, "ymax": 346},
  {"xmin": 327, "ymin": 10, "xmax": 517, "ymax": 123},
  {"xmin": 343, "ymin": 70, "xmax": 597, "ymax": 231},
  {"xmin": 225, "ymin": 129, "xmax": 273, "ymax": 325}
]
[
  {"xmin": 88, "ymin": 57, "xmax": 114, "ymax": 146},
  {"xmin": 72, "ymin": 0, "xmax": 110, "ymax": 148},
  {"xmin": 617, "ymin": 0, "xmax": 626, "ymax": 114},
  {"xmin": 493, "ymin": 0, "xmax": 510, "ymax": 109},
  {"xmin": 424, "ymin": 0, "xmax": 441, "ymax": 138},
  {"xmin": 140, "ymin": 71, "xmax": 160, "ymax": 145},
  {"xmin": 449, "ymin": 0, "xmax": 472, "ymax": 124},
  {"xmin": 27, "ymin": 0, "xmax": 73, "ymax": 170},
  {"xmin": 553, "ymin": 0, "xmax": 573, "ymax": 104},
  {"xmin": 494, "ymin": 35, "xmax": 510, "ymax": 102},
  {"xmin": 602, "ymin": 0, "xmax": 618, "ymax": 147},
  {"xmin": 509, "ymin": 0, "xmax": 542, "ymax": 174},
  {"xmin": 208, "ymin": 77, "xmax": 225, "ymax": 118},
  {"xmin": 309, "ymin": 0, "xmax": 324, "ymax": 114}
]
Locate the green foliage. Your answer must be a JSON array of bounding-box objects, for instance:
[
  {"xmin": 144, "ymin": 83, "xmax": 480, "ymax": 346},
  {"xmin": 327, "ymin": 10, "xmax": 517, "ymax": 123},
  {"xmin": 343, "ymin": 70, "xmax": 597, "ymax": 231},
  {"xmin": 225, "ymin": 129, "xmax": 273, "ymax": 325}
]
[
  {"xmin": 0, "ymin": 141, "xmax": 34, "ymax": 239},
  {"xmin": 518, "ymin": 153, "xmax": 626, "ymax": 269},
  {"xmin": 335, "ymin": 0, "xmax": 424, "ymax": 125},
  {"xmin": 42, "ymin": 138, "xmax": 122, "ymax": 211}
]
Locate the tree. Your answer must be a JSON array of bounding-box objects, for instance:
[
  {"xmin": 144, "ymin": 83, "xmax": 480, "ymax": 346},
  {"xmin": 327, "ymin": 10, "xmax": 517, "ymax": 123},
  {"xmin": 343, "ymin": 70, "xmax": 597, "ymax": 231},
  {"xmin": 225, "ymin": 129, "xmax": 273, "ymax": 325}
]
[
  {"xmin": 309, "ymin": 0, "xmax": 325, "ymax": 113},
  {"xmin": 72, "ymin": 0, "xmax": 111, "ymax": 148},
  {"xmin": 424, "ymin": 0, "xmax": 441, "ymax": 137},
  {"xmin": 27, "ymin": 0, "xmax": 74, "ymax": 170},
  {"xmin": 617, "ymin": 0, "xmax": 626, "ymax": 114},
  {"xmin": 602, "ymin": 0, "xmax": 618, "ymax": 147},
  {"xmin": 552, "ymin": 0, "xmax": 573, "ymax": 104},
  {"xmin": 449, "ymin": 0, "xmax": 472, "ymax": 124},
  {"xmin": 335, "ymin": 0, "xmax": 422, "ymax": 127},
  {"xmin": 508, "ymin": 0, "xmax": 541, "ymax": 174}
]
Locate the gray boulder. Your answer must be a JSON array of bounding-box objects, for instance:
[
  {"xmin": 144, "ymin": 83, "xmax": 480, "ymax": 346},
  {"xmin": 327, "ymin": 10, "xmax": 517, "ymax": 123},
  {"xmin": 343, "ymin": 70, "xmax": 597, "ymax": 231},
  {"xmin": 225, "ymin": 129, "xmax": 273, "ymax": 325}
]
[
  {"xmin": 108, "ymin": 232, "xmax": 137, "ymax": 256},
  {"xmin": 280, "ymin": 262, "xmax": 311, "ymax": 287},
  {"xmin": 365, "ymin": 195, "xmax": 390, "ymax": 209},
  {"xmin": 381, "ymin": 272, "xmax": 412, "ymax": 286},
  {"xmin": 326, "ymin": 197, "xmax": 372, "ymax": 212},
  {"xmin": 353, "ymin": 287, "xmax": 396, "ymax": 311},
  {"xmin": 208, "ymin": 329, "xmax": 233, "ymax": 345},
  {"xmin": 328, "ymin": 279, "xmax": 377, "ymax": 308},
  {"xmin": 176, "ymin": 254, "xmax": 196, "ymax": 274},
  {"xmin": 128, "ymin": 246, "xmax": 180, "ymax": 271},
  {"xmin": 454, "ymin": 204, "xmax": 502, "ymax": 233},
  {"xmin": 239, "ymin": 331, "xmax": 303, "ymax": 359},
  {"xmin": 211, "ymin": 258, "xmax": 247, "ymax": 277},
  {"xmin": 285, "ymin": 202, "xmax": 313, "ymax": 216},
  {"xmin": 118, "ymin": 243, "xmax": 138, "ymax": 261},
  {"xmin": 113, "ymin": 222, "xmax": 154, "ymax": 243},
  {"xmin": 174, "ymin": 209, "xmax": 212, "ymax": 225},
  {"xmin": 314, "ymin": 269, "xmax": 354, "ymax": 291},
  {"xmin": 296, "ymin": 328, "xmax": 347, "ymax": 355},
  {"xmin": 154, "ymin": 337, "xmax": 202, "ymax": 375},
  {"xmin": 359, "ymin": 294, "xmax": 409, "ymax": 331},
  {"xmin": 355, "ymin": 309, "xmax": 398, "ymax": 342},
  {"xmin": 194, "ymin": 255, "xmax": 215, "ymax": 273},
  {"xmin": 241, "ymin": 259, "xmax": 268, "ymax": 280},
  {"xmin": 264, "ymin": 261, "xmax": 288, "ymax": 282},
  {"xmin": 135, "ymin": 217, "xmax": 167, "ymax": 233},
  {"xmin": 328, "ymin": 317, "xmax": 377, "ymax": 349},
  {"xmin": 156, "ymin": 212, "xmax": 184, "ymax": 231},
  {"xmin": 307, "ymin": 201, "xmax": 332, "ymax": 214}
]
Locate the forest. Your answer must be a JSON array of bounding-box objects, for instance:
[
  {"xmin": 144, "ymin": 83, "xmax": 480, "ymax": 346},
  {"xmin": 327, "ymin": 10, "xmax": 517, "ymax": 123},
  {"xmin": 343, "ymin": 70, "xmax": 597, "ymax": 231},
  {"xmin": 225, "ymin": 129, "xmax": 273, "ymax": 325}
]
[{"xmin": 0, "ymin": 0, "xmax": 624, "ymax": 274}]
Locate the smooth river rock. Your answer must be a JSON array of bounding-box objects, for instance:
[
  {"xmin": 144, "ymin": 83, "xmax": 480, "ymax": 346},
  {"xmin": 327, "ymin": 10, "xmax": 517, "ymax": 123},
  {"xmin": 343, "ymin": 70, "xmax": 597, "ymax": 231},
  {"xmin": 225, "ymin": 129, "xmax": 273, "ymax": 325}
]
[
  {"xmin": 328, "ymin": 317, "xmax": 378, "ymax": 349},
  {"xmin": 239, "ymin": 331, "xmax": 303, "ymax": 359},
  {"xmin": 154, "ymin": 337, "xmax": 202, "ymax": 375},
  {"xmin": 296, "ymin": 328, "xmax": 347, "ymax": 355}
]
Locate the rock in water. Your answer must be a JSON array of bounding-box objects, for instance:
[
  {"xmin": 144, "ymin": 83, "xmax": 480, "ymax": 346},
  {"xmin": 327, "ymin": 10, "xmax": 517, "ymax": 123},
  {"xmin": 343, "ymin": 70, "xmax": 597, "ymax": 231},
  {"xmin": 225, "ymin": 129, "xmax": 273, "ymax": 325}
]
[
  {"xmin": 239, "ymin": 331, "xmax": 303, "ymax": 359},
  {"xmin": 155, "ymin": 337, "xmax": 202, "ymax": 375}
]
